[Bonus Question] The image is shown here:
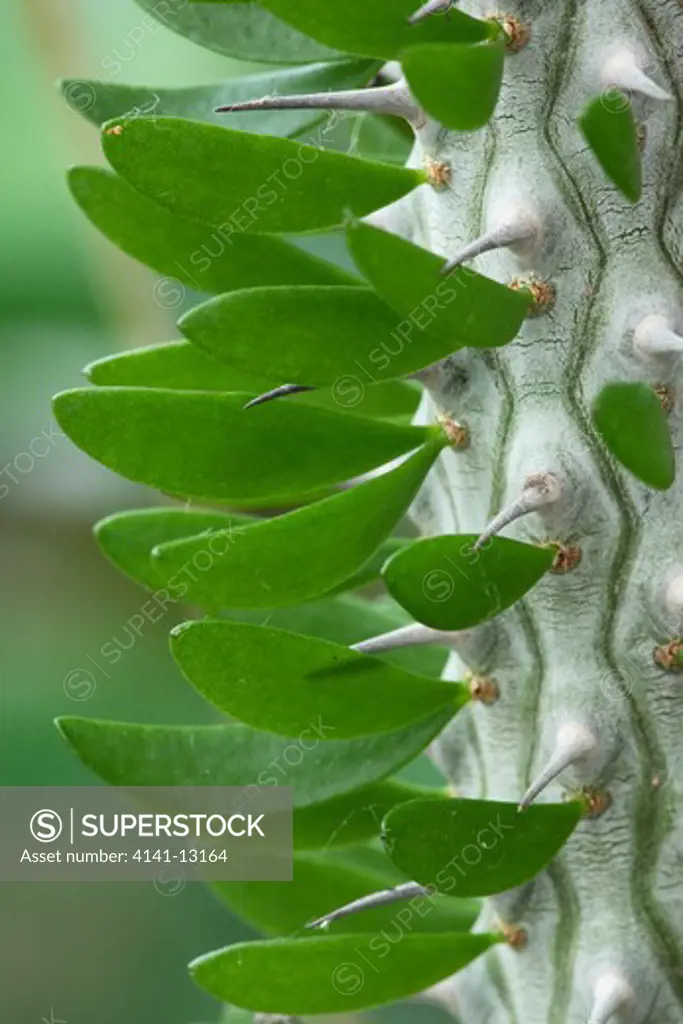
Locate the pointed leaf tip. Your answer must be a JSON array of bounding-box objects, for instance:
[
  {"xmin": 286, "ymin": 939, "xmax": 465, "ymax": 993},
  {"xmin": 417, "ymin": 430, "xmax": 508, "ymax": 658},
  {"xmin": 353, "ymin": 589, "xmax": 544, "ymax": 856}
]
[{"xmin": 579, "ymin": 92, "xmax": 642, "ymax": 203}]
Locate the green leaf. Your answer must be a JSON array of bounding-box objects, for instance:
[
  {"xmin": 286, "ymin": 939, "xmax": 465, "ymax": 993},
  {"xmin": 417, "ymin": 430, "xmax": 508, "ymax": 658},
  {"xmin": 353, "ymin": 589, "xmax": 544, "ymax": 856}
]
[
  {"xmin": 94, "ymin": 508, "xmax": 409, "ymax": 605},
  {"xmin": 170, "ymin": 620, "xmax": 467, "ymax": 738},
  {"xmin": 260, "ymin": 0, "xmax": 493, "ymax": 60},
  {"xmin": 382, "ymin": 798, "xmax": 583, "ymax": 896},
  {"xmin": 68, "ymin": 169, "xmax": 354, "ymax": 295},
  {"xmin": 592, "ymin": 381, "xmax": 675, "ymax": 489},
  {"xmin": 56, "ymin": 708, "xmax": 454, "ymax": 806},
  {"xmin": 579, "ymin": 92, "xmax": 642, "ymax": 203},
  {"xmin": 61, "ymin": 60, "xmax": 377, "ymax": 135},
  {"xmin": 293, "ymin": 778, "xmax": 444, "ymax": 849},
  {"xmin": 179, "ymin": 281, "xmax": 515, "ymax": 386},
  {"xmin": 213, "ymin": 849, "xmax": 478, "ymax": 935},
  {"xmin": 151, "ymin": 439, "xmax": 444, "ymax": 607},
  {"xmin": 102, "ymin": 117, "xmax": 425, "ymax": 234},
  {"xmin": 84, "ymin": 342, "xmax": 421, "ymax": 421},
  {"xmin": 382, "ymin": 534, "xmax": 555, "ymax": 630},
  {"xmin": 189, "ymin": 932, "xmax": 497, "ymax": 1013},
  {"xmin": 401, "ymin": 39, "xmax": 505, "ymax": 130},
  {"xmin": 132, "ymin": 0, "xmax": 340, "ymax": 63},
  {"xmin": 347, "ymin": 220, "xmax": 531, "ymax": 347},
  {"xmin": 53, "ymin": 387, "xmax": 432, "ymax": 507}
]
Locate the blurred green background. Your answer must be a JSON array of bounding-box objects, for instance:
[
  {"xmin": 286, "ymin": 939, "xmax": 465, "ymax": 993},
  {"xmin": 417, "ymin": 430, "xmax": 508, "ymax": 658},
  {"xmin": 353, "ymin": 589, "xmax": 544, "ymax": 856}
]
[{"xmin": 0, "ymin": 3, "xmax": 445, "ymax": 1021}]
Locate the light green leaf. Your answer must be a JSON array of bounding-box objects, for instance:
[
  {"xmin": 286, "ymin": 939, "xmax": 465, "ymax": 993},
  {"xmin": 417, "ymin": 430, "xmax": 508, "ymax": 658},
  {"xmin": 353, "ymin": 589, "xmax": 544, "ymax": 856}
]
[
  {"xmin": 56, "ymin": 708, "xmax": 454, "ymax": 806},
  {"xmin": 151, "ymin": 439, "xmax": 444, "ymax": 607},
  {"xmin": 132, "ymin": 0, "xmax": 340, "ymax": 63},
  {"xmin": 382, "ymin": 798, "xmax": 583, "ymax": 896},
  {"xmin": 260, "ymin": 0, "xmax": 493, "ymax": 60},
  {"xmin": 102, "ymin": 117, "xmax": 425, "ymax": 234},
  {"xmin": 69, "ymin": 169, "xmax": 354, "ymax": 295},
  {"xmin": 213, "ymin": 849, "xmax": 478, "ymax": 935},
  {"xmin": 170, "ymin": 620, "xmax": 467, "ymax": 738},
  {"xmin": 53, "ymin": 387, "xmax": 432, "ymax": 507},
  {"xmin": 189, "ymin": 932, "xmax": 497, "ymax": 1013},
  {"xmin": 401, "ymin": 39, "xmax": 505, "ymax": 130},
  {"xmin": 61, "ymin": 60, "xmax": 377, "ymax": 135},
  {"xmin": 579, "ymin": 92, "xmax": 642, "ymax": 203},
  {"xmin": 382, "ymin": 534, "xmax": 555, "ymax": 630},
  {"xmin": 347, "ymin": 220, "xmax": 531, "ymax": 347},
  {"xmin": 592, "ymin": 381, "xmax": 675, "ymax": 489},
  {"xmin": 84, "ymin": 342, "xmax": 421, "ymax": 421},
  {"xmin": 293, "ymin": 778, "xmax": 444, "ymax": 849}
]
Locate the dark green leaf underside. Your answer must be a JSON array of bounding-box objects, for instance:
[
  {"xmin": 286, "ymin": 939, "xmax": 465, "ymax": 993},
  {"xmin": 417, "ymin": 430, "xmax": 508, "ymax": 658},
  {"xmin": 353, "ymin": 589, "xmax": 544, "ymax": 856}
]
[
  {"xmin": 53, "ymin": 387, "xmax": 431, "ymax": 507},
  {"xmin": 102, "ymin": 117, "xmax": 425, "ymax": 234},
  {"xmin": 189, "ymin": 932, "xmax": 497, "ymax": 1013},
  {"xmin": 579, "ymin": 93, "xmax": 642, "ymax": 203},
  {"xmin": 69, "ymin": 168, "xmax": 354, "ymax": 295},
  {"xmin": 56, "ymin": 708, "xmax": 454, "ymax": 807},
  {"xmin": 383, "ymin": 534, "xmax": 555, "ymax": 630},
  {"xmin": 592, "ymin": 381, "xmax": 675, "ymax": 489},
  {"xmin": 382, "ymin": 798, "xmax": 583, "ymax": 896}
]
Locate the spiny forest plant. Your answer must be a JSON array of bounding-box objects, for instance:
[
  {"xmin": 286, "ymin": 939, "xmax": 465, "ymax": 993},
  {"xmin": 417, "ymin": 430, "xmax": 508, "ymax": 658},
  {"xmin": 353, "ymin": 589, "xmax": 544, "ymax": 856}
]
[{"xmin": 55, "ymin": 0, "xmax": 683, "ymax": 1021}]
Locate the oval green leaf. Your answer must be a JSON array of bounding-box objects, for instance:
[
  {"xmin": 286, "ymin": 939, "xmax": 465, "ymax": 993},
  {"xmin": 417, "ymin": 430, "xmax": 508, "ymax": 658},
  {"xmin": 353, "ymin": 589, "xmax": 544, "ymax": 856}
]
[
  {"xmin": 53, "ymin": 387, "xmax": 432, "ymax": 507},
  {"xmin": 132, "ymin": 0, "xmax": 339, "ymax": 63},
  {"xmin": 261, "ymin": 0, "xmax": 492, "ymax": 60},
  {"xmin": 382, "ymin": 534, "xmax": 555, "ymax": 630},
  {"xmin": 56, "ymin": 708, "xmax": 454, "ymax": 807},
  {"xmin": 579, "ymin": 92, "xmax": 642, "ymax": 203},
  {"xmin": 347, "ymin": 220, "xmax": 530, "ymax": 347},
  {"xmin": 170, "ymin": 620, "xmax": 467, "ymax": 738},
  {"xmin": 401, "ymin": 40, "xmax": 505, "ymax": 131},
  {"xmin": 102, "ymin": 117, "xmax": 425, "ymax": 234},
  {"xmin": 213, "ymin": 849, "xmax": 478, "ymax": 935},
  {"xmin": 189, "ymin": 932, "xmax": 497, "ymax": 1013},
  {"xmin": 69, "ymin": 168, "xmax": 354, "ymax": 295},
  {"xmin": 150, "ymin": 439, "xmax": 444, "ymax": 607},
  {"xmin": 592, "ymin": 381, "xmax": 675, "ymax": 490},
  {"xmin": 382, "ymin": 797, "xmax": 583, "ymax": 896},
  {"xmin": 61, "ymin": 60, "xmax": 377, "ymax": 135}
]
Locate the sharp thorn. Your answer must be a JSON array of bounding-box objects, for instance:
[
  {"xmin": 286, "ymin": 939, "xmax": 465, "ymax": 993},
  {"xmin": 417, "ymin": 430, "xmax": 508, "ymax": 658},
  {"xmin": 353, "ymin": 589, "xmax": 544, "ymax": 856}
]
[
  {"xmin": 408, "ymin": 0, "xmax": 453, "ymax": 25},
  {"xmin": 441, "ymin": 220, "xmax": 538, "ymax": 275},
  {"xmin": 664, "ymin": 570, "xmax": 683, "ymax": 619},
  {"xmin": 217, "ymin": 80, "xmax": 425, "ymax": 128},
  {"xmin": 602, "ymin": 48, "xmax": 673, "ymax": 102},
  {"xmin": 474, "ymin": 472, "xmax": 561, "ymax": 550},
  {"xmin": 351, "ymin": 622, "xmax": 465, "ymax": 655},
  {"xmin": 306, "ymin": 882, "xmax": 430, "ymax": 930},
  {"xmin": 518, "ymin": 722, "xmax": 598, "ymax": 810},
  {"xmin": 243, "ymin": 384, "xmax": 316, "ymax": 410},
  {"xmin": 588, "ymin": 969, "xmax": 635, "ymax": 1024},
  {"xmin": 633, "ymin": 313, "xmax": 683, "ymax": 359}
]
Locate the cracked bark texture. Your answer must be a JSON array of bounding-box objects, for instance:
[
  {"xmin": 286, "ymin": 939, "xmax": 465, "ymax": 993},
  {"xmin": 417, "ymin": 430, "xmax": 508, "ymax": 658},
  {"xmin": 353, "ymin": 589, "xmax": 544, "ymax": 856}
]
[{"xmin": 399, "ymin": 0, "xmax": 683, "ymax": 1020}]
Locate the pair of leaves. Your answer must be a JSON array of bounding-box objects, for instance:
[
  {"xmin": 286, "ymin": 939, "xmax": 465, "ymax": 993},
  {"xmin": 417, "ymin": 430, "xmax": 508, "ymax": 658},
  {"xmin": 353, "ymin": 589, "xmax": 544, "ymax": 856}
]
[
  {"xmin": 383, "ymin": 534, "xmax": 555, "ymax": 630},
  {"xmin": 212, "ymin": 848, "xmax": 478, "ymax": 936},
  {"xmin": 56, "ymin": 707, "xmax": 453, "ymax": 809},
  {"xmin": 169, "ymin": 619, "xmax": 468, "ymax": 738},
  {"xmin": 146, "ymin": 439, "xmax": 444, "ymax": 608},
  {"xmin": 69, "ymin": 168, "xmax": 355, "ymax": 296},
  {"xmin": 84, "ymin": 342, "xmax": 421, "ymax": 422},
  {"xmin": 382, "ymin": 797, "xmax": 583, "ymax": 898},
  {"xmin": 53, "ymin": 387, "xmax": 435, "ymax": 507},
  {"xmin": 61, "ymin": 59, "xmax": 377, "ymax": 136},
  {"xmin": 592, "ymin": 382, "xmax": 675, "ymax": 490},
  {"xmin": 101, "ymin": 117, "xmax": 425, "ymax": 234},
  {"xmin": 179, "ymin": 222, "xmax": 531, "ymax": 388}
]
